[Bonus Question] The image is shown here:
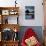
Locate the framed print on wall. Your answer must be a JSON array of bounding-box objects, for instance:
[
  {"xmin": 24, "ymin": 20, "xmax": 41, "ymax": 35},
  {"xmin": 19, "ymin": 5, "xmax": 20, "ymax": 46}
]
[
  {"xmin": 2, "ymin": 10, "xmax": 9, "ymax": 15},
  {"xmin": 25, "ymin": 6, "xmax": 35, "ymax": 19}
]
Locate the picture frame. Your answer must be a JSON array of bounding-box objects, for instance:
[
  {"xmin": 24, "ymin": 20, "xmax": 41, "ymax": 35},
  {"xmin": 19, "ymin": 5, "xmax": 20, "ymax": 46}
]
[
  {"xmin": 2, "ymin": 10, "xmax": 9, "ymax": 15},
  {"xmin": 9, "ymin": 10, "xmax": 18, "ymax": 15},
  {"xmin": 25, "ymin": 6, "xmax": 35, "ymax": 19}
]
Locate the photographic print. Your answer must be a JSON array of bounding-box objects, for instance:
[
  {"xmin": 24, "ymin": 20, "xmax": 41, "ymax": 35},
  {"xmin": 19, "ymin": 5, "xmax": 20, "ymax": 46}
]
[{"xmin": 25, "ymin": 6, "xmax": 35, "ymax": 19}]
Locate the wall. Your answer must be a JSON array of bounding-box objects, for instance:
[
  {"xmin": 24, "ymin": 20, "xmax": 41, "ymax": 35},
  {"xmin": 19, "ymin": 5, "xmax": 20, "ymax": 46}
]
[
  {"xmin": 0, "ymin": 0, "xmax": 44, "ymax": 26},
  {"xmin": 18, "ymin": 0, "xmax": 44, "ymax": 26},
  {"xmin": 18, "ymin": 26, "xmax": 43, "ymax": 43}
]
